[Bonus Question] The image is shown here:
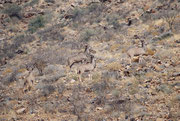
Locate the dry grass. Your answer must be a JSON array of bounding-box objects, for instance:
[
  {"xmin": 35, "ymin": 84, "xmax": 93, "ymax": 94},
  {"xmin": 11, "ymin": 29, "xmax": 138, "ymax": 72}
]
[
  {"xmin": 0, "ymin": 0, "xmax": 180, "ymax": 120},
  {"xmin": 92, "ymin": 72, "xmax": 101, "ymax": 82},
  {"xmin": 109, "ymin": 43, "xmax": 121, "ymax": 52},
  {"xmin": 105, "ymin": 62, "xmax": 123, "ymax": 71},
  {"xmin": 146, "ymin": 48, "xmax": 156, "ymax": 55},
  {"xmin": 2, "ymin": 68, "xmax": 13, "ymax": 75}
]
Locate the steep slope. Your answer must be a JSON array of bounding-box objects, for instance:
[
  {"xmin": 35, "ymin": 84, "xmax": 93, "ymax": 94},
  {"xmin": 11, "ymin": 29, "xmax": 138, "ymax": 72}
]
[{"xmin": 0, "ymin": 0, "xmax": 180, "ymax": 120}]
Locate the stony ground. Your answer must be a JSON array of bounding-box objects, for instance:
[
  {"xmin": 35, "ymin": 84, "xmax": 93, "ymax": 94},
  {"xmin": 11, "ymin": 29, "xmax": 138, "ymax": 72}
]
[{"xmin": 0, "ymin": 0, "xmax": 180, "ymax": 121}]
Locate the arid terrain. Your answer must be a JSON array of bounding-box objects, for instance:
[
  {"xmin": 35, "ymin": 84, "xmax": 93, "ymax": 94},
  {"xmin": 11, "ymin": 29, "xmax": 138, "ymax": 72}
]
[{"xmin": 0, "ymin": 0, "xmax": 180, "ymax": 120}]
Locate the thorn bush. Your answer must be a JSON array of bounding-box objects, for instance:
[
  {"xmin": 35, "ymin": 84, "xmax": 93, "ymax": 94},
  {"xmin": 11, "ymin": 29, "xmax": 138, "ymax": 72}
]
[
  {"xmin": 28, "ymin": 16, "xmax": 46, "ymax": 33},
  {"xmin": 3, "ymin": 4, "xmax": 22, "ymax": 19}
]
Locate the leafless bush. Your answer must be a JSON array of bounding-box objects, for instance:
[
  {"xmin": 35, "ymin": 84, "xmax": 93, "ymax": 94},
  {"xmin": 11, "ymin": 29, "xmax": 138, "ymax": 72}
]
[
  {"xmin": 43, "ymin": 101, "xmax": 57, "ymax": 114},
  {"xmin": 41, "ymin": 85, "xmax": 55, "ymax": 97},
  {"xmin": 151, "ymin": 31, "xmax": 173, "ymax": 42},
  {"xmin": 66, "ymin": 2, "xmax": 106, "ymax": 28},
  {"xmin": 32, "ymin": 47, "xmax": 69, "ymax": 65},
  {"xmin": 37, "ymin": 24, "xmax": 64, "ymax": 42},
  {"xmin": 0, "ymin": 34, "xmax": 35, "ymax": 66},
  {"xmin": 80, "ymin": 28, "xmax": 95, "ymax": 42},
  {"xmin": 91, "ymin": 80, "xmax": 110, "ymax": 94},
  {"xmin": 69, "ymin": 84, "xmax": 87, "ymax": 120},
  {"xmin": 162, "ymin": 10, "xmax": 178, "ymax": 31},
  {"xmin": 2, "ymin": 69, "xmax": 17, "ymax": 85},
  {"xmin": 106, "ymin": 14, "xmax": 120, "ymax": 29}
]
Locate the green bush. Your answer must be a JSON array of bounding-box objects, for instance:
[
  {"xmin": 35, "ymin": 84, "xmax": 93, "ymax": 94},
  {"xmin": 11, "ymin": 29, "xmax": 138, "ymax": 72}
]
[
  {"xmin": 106, "ymin": 14, "xmax": 120, "ymax": 29},
  {"xmin": 44, "ymin": 0, "xmax": 55, "ymax": 3},
  {"xmin": 28, "ymin": 16, "xmax": 46, "ymax": 33},
  {"xmin": 71, "ymin": 7, "xmax": 85, "ymax": 21},
  {"xmin": 3, "ymin": 4, "xmax": 22, "ymax": 19},
  {"xmin": 24, "ymin": 0, "xmax": 39, "ymax": 7},
  {"xmin": 80, "ymin": 29, "xmax": 95, "ymax": 42},
  {"xmin": 88, "ymin": 3, "xmax": 99, "ymax": 12}
]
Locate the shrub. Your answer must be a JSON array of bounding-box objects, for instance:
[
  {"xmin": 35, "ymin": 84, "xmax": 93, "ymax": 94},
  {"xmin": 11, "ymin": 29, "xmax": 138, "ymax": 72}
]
[
  {"xmin": 28, "ymin": 0, "xmax": 39, "ymax": 6},
  {"xmin": 71, "ymin": 7, "xmax": 85, "ymax": 21},
  {"xmin": 106, "ymin": 14, "xmax": 120, "ymax": 29},
  {"xmin": 162, "ymin": 10, "xmax": 178, "ymax": 31},
  {"xmin": 2, "ymin": 70, "xmax": 17, "ymax": 85},
  {"xmin": 3, "ymin": 4, "xmax": 22, "ymax": 19},
  {"xmin": 151, "ymin": 31, "xmax": 173, "ymax": 42},
  {"xmin": 70, "ymin": 84, "xmax": 86, "ymax": 120},
  {"xmin": 0, "ymin": 34, "xmax": 35, "ymax": 63},
  {"xmin": 88, "ymin": 2, "xmax": 105, "ymax": 14},
  {"xmin": 41, "ymin": 85, "xmax": 55, "ymax": 97},
  {"xmin": 156, "ymin": 84, "xmax": 172, "ymax": 94},
  {"xmin": 88, "ymin": 3, "xmax": 99, "ymax": 12},
  {"xmin": 28, "ymin": 16, "xmax": 46, "ymax": 33},
  {"xmin": 37, "ymin": 25, "xmax": 64, "ymax": 41},
  {"xmin": 91, "ymin": 80, "xmax": 110, "ymax": 95},
  {"xmin": 69, "ymin": 3, "xmax": 103, "ymax": 22},
  {"xmin": 24, "ymin": 0, "xmax": 39, "ymax": 7},
  {"xmin": 127, "ymin": 80, "xmax": 139, "ymax": 95},
  {"xmin": 44, "ymin": 0, "xmax": 55, "ymax": 3},
  {"xmin": 66, "ymin": 3, "xmax": 105, "ymax": 27},
  {"xmin": 13, "ymin": 34, "xmax": 34, "ymax": 49},
  {"xmin": 80, "ymin": 29, "xmax": 95, "ymax": 42}
]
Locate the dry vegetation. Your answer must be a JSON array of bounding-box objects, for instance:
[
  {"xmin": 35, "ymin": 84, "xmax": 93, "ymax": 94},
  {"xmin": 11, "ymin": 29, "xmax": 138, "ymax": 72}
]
[{"xmin": 0, "ymin": 0, "xmax": 180, "ymax": 121}]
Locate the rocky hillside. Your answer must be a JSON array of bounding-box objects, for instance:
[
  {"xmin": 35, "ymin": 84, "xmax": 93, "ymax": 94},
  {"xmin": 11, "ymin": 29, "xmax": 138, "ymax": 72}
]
[{"xmin": 0, "ymin": 0, "xmax": 180, "ymax": 120}]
